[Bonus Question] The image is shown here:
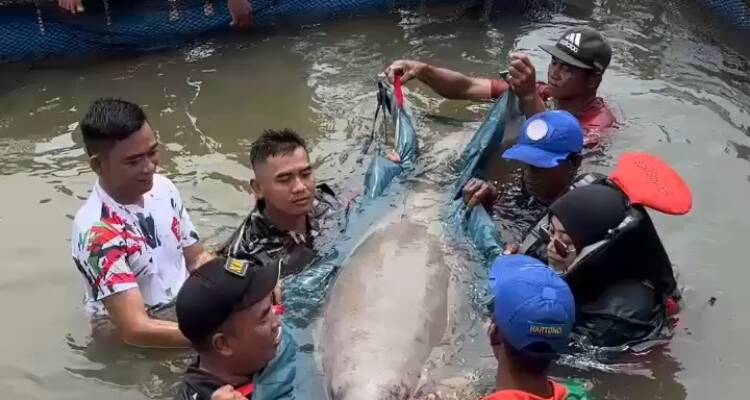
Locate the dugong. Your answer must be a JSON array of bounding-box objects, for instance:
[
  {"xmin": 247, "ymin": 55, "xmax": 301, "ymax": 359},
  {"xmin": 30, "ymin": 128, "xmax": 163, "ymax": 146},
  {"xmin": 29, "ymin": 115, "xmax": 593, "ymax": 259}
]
[{"xmin": 320, "ymin": 180, "xmax": 459, "ymax": 400}]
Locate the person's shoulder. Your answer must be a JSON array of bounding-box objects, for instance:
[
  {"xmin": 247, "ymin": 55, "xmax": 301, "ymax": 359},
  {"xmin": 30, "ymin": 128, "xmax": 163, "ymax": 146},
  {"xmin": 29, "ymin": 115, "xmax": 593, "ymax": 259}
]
[
  {"xmin": 314, "ymin": 183, "xmax": 343, "ymax": 207},
  {"xmin": 152, "ymin": 173, "xmax": 181, "ymax": 196},
  {"xmin": 173, "ymin": 362, "xmax": 221, "ymax": 400},
  {"xmin": 72, "ymin": 185, "xmax": 107, "ymax": 235},
  {"xmin": 572, "ymin": 172, "xmax": 607, "ymax": 188},
  {"xmin": 149, "ymin": 174, "xmax": 189, "ymax": 211},
  {"xmin": 172, "ymin": 382, "xmax": 206, "ymax": 400},
  {"xmin": 480, "ymin": 389, "xmax": 538, "ymax": 400},
  {"xmin": 580, "ymin": 97, "xmax": 616, "ymax": 129},
  {"xmin": 556, "ymin": 378, "xmax": 590, "ymax": 400},
  {"xmin": 316, "ymin": 183, "xmax": 337, "ymax": 198}
]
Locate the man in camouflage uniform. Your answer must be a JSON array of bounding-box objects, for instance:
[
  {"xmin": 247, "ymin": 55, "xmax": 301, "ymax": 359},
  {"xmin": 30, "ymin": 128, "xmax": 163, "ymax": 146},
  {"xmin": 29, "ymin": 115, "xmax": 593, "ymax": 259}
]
[{"xmin": 219, "ymin": 129, "xmax": 346, "ymax": 277}]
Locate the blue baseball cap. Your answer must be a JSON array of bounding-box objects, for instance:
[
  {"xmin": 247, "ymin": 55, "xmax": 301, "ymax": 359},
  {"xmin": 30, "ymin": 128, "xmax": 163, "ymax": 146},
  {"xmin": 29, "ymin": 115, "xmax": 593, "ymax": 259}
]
[
  {"xmin": 502, "ymin": 110, "xmax": 584, "ymax": 168},
  {"xmin": 488, "ymin": 255, "xmax": 575, "ymax": 353}
]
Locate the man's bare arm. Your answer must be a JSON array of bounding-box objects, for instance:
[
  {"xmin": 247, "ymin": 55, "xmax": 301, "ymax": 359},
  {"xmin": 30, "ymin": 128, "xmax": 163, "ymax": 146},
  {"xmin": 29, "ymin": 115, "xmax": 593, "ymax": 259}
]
[
  {"xmin": 386, "ymin": 60, "xmax": 500, "ymax": 101},
  {"xmin": 183, "ymin": 243, "xmax": 214, "ymax": 272},
  {"xmin": 103, "ymin": 289, "xmax": 191, "ymax": 348}
]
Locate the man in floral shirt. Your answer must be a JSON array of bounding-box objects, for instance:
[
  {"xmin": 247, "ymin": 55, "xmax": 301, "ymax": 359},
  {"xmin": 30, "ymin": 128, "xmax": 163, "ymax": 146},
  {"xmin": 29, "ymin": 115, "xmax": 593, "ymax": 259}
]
[{"xmin": 71, "ymin": 98, "xmax": 213, "ymax": 348}]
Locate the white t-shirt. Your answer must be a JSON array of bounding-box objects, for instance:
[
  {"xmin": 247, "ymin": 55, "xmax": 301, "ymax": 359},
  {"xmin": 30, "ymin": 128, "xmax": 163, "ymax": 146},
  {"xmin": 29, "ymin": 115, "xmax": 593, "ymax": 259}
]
[{"xmin": 71, "ymin": 174, "xmax": 200, "ymax": 318}]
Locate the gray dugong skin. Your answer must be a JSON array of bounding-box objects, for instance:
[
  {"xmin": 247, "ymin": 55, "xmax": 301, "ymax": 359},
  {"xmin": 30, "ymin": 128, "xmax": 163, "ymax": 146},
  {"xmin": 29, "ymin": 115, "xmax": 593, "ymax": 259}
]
[{"xmin": 321, "ymin": 209, "xmax": 449, "ymax": 400}]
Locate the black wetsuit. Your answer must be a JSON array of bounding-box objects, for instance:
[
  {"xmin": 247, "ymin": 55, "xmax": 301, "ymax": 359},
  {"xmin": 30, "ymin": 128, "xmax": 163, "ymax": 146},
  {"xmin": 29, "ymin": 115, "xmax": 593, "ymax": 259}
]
[{"xmin": 519, "ymin": 178, "xmax": 679, "ymax": 349}]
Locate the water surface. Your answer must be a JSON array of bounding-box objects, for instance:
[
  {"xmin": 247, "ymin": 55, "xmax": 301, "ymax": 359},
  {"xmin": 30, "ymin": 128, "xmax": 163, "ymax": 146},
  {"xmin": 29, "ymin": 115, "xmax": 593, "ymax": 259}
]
[{"xmin": 0, "ymin": 1, "xmax": 748, "ymax": 399}]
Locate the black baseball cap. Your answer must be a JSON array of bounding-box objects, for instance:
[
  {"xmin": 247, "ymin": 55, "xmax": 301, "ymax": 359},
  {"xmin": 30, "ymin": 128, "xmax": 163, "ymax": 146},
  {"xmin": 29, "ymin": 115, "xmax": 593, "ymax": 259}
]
[
  {"xmin": 540, "ymin": 28, "xmax": 612, "ymax": 74},
  {"xmin": 176, "ymin": 256, "xmax": 280, "ymax": 345}
]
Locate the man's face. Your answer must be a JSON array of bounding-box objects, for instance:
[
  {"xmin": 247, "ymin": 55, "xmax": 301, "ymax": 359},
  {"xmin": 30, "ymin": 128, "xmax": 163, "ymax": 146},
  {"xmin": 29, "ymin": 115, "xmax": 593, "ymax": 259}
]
[
  {"xmin": 521, "ymin": 161, "xmax": 576, "ymax": 204},
  {"xmin": 93, "ymin": 122, "xmax": 159, "ymax": 201},
  {"xmin": 223, "ymin": 293, "xmax": 282, "ymax": 374},
  {"xmin": 546, "ymin": 57, "xmax": 592, "ymax": 100},
  {"xmin": 252, "ymin": 147, "xmax": 315, "ymax": 217}
]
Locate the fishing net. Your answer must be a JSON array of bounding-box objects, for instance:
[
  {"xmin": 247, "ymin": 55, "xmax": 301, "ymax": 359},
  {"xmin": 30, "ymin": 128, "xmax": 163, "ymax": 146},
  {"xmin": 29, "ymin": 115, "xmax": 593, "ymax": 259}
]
[
  {"xmin": 0, "ymin": 0, "xmax": 461, "ymax": 62},
  {"xmin": 695, "ymin": 0, "xmax": 750, "ymax": 28}
]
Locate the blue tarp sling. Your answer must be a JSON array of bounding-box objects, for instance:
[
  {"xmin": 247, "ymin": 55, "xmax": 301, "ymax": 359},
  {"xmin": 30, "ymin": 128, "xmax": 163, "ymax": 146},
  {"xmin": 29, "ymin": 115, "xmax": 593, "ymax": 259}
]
[
  {"xmin": 448, "ymin": 93, "xmax": 512, "ymax": 261},
  {"xmin": 363, "ymin": 78, "xmax": 417, "ymax": 198},
  {"xmin": 268, "ymin": 89, "xmax": 511, "ymax": 400}
]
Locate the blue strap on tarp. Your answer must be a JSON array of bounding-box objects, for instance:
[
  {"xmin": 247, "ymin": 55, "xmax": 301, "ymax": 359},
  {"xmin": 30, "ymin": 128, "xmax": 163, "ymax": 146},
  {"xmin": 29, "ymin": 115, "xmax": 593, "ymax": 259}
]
[{"xmin": 447, "ymin": 93, "xmax": 512, "ymax": 261}]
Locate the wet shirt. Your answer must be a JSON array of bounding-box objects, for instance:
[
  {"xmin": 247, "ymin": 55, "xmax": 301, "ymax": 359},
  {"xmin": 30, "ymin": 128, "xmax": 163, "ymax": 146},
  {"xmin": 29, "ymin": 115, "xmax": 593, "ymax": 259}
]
[
  {"xmin": 481, "ymin": 380, "xmax": 575, "ymax": 400},
  {"xmin": 489, "ymin": 80, "xmax": 616, "ymax": 145},
  {"xmin": 220, "ymin": 184, "xmax": 346, "ymax": 277},
  {"xmin": 490, "ymin": 176, "xmax": 551, "ymax": 246},
  {"xmin": 71, "ymin": 174, "xmax": 200, "ymax": 318}
]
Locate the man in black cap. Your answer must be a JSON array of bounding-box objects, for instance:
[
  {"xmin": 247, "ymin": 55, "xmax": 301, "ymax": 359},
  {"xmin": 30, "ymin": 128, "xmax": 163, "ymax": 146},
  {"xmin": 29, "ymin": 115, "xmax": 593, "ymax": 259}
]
[
  {"xmin": 174, "ymin": 257, "xmax": 296, "ymax": 400},
  {"xmin": 385, "ymin": 28, "xmax": 615, "ymax": 145}
]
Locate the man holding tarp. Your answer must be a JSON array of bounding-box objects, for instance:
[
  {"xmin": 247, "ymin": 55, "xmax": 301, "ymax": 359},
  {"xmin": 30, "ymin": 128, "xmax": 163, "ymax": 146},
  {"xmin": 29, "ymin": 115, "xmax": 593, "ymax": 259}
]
[{"xmin": 386, "ymin": 28, "xmax": 615, "ymax": 145}]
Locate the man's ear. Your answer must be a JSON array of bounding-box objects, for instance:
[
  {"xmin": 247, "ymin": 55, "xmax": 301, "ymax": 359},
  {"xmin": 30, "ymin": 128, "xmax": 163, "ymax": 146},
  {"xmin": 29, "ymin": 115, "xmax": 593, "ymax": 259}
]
[
  {"xmin": 89, "ymin": 154, "xmax": 102, "ymax": 175},
  {"xmin": 212, "ymin": 332, "xmax": 233, "ymax": 357},
  {"xmin": 250, "ymin": 178, "xmax": 262, "ymax": 200},
  {"xmin": 487, "ymin": 322, "xmax": 502, "ymax": 346}
]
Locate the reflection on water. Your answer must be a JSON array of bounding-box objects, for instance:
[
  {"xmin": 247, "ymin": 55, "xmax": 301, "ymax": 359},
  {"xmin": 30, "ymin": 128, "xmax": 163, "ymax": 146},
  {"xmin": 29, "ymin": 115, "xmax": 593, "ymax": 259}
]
[{"xmin": 0, "ymin": 0, "xmax": 749, "ymax": 399}]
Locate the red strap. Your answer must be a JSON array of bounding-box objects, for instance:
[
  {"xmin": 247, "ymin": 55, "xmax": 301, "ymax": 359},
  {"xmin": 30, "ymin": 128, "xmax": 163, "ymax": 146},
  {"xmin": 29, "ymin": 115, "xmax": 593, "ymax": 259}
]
[
  {"xmin": 236, "ymin": 383, "xmax": 255, "ymax": 397},
  {"xmin": 393, "ymin": 73, "xmax": 404, "ymax": 109},
  {"xmin": 608, "ymin": 152, "xmax": 692, "ymax": 215}
]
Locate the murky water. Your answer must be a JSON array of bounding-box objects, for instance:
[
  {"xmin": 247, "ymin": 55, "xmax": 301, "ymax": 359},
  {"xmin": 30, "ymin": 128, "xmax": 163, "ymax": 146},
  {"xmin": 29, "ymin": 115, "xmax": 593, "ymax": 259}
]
[{"xmin": 1, "ymin": 1, "xmax": 749, "ymax": 399}]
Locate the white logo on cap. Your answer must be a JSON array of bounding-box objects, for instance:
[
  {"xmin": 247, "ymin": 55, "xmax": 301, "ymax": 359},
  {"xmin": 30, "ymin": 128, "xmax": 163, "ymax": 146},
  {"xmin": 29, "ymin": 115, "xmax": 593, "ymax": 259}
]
[
  {"xmin": 526, "ymin": 119, "xmax": 549, "ymax": 141},
  {"xmin": 568, "ymin": 32, "xmax": 581, "ymax": 46},
  {"xmin": 560, "ymin": 32, "xmax": 581, "ymax": 53}
]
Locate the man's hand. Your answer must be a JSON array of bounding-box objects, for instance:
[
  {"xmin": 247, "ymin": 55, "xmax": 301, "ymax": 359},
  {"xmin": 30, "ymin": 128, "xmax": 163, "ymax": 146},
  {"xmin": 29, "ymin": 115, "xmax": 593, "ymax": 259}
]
[
  {"xmin": 58, "ymin": 0, "xmax": 84, "ymax": 13},
  {"xmin": 385, "ymin": 60, "xmax": 426, "ymax": 84},
  {"xmin": 503, "ymin": 243, "xmax": 520, "ymax": 255},
  {"xmin": 211, "ymin": 385, "xmax": 245, "ymax": 400},
  {"xmin": 184, "ymin": 243, "xmax": 214, "ymax": 272},
  {"xmin": 462, "ymin": 178, "xmax": 498, "ymax": 209},
  {"xmin": 385, "ymin": 149, "xmax": 401, "ymax": 163},
  {"xmin": 228, "ymin": 0, "xmax": 253, "ymax": 28},
  {"xmin": 507, "ymin": 53, "xmax": 537, "ymax": 98}
]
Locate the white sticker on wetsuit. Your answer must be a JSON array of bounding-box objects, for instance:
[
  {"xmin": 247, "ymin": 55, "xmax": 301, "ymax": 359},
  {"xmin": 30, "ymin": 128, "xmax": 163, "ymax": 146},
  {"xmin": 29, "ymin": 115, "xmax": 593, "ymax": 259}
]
[{"xmin": 526, "ymin": 119, "xmax": 549, "ymax": 141}]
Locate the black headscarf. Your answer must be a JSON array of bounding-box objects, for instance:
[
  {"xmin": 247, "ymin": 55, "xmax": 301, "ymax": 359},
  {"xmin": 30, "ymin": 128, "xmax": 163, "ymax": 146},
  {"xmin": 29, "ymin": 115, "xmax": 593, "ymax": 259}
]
[{"xmin": 549, "ymin": 184, "xmax": 628, "ymax": 251}]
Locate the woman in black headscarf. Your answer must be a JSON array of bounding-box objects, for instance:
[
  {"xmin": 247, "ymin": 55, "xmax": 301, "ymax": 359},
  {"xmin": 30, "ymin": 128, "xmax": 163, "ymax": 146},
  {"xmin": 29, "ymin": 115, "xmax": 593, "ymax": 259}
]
[
  {"xmin": 545, "ymin": 184, "xmax": 628, "ymax": 273},
  {"xmin": 539, "ymin": 183, "xmax": 679, "ymax": 349}
]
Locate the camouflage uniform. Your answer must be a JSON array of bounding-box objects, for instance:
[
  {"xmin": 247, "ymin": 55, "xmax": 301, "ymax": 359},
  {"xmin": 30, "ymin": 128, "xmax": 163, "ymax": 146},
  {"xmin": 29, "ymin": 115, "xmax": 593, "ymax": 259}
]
[{"xmin": 219, "ymin": 184, "xmax": 346, "ymax": 277}]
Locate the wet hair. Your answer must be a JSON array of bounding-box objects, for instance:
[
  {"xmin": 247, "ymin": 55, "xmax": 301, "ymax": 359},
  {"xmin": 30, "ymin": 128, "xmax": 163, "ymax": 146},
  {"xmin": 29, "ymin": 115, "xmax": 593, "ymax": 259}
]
[
  {"xmin": 504, "ymin": 340, "xmax": 555, "ymax": 375},
  {"xmin": 250, "ymin": 129, "xmax": 308, "ymax": 168},
  {"xmin": 193, "ymin": 333, "xmax": 214, "ymax": 353},
  {"xmin": 80, "ymin": 98, "xmax": 147, "ymax": 156}
]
